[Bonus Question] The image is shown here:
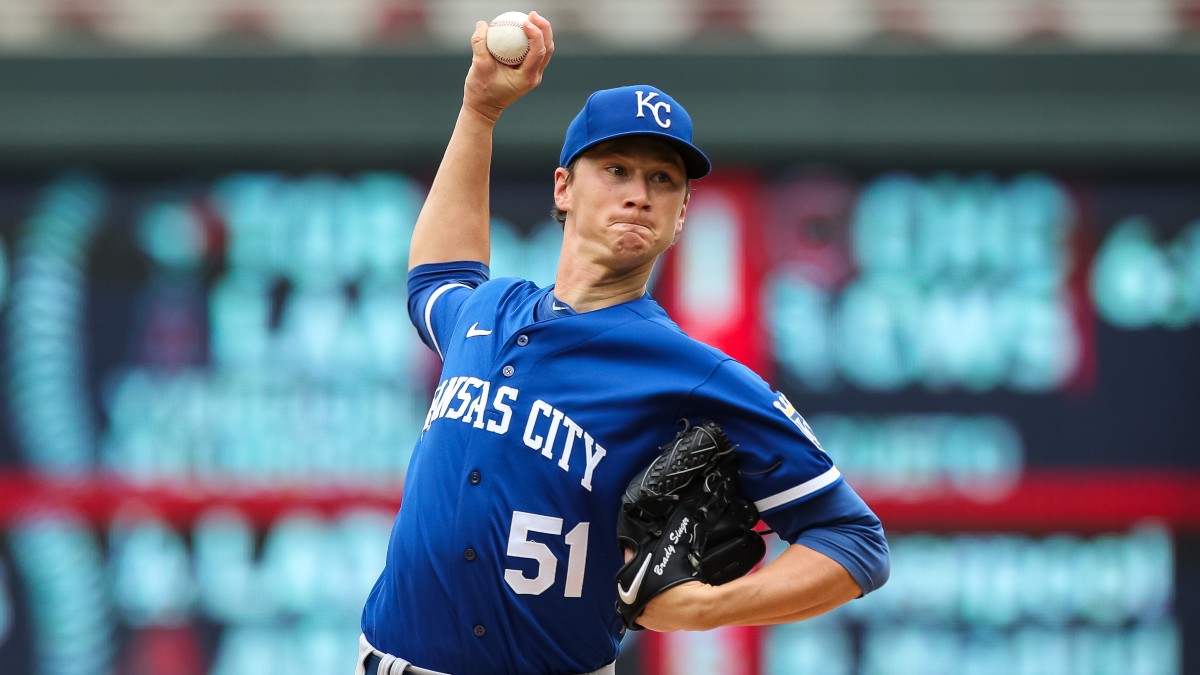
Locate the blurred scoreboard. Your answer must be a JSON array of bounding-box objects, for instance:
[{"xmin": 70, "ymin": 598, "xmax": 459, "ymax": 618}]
[{"xmin": 0, "ymin": 169, "xmax": 1196, "ymax": 674}]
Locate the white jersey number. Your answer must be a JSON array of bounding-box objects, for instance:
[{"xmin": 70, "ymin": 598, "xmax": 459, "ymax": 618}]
[{"xmin": 504, "ymin": 511, "xmax": 589, "ymax": 597}]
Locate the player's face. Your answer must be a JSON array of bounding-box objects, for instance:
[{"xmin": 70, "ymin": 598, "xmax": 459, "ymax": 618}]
[{"xmin": 554, "ymin": 138, "xmax": 690, "ymax": 273}]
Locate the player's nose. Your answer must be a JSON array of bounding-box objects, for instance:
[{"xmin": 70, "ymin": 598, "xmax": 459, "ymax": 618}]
[{"xmin": 623, "ymin": 179, "xmax": 652, "ymax": 209}]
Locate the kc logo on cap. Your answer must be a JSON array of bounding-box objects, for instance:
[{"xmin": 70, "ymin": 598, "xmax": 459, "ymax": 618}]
[
  {"xmin": 635, "ymin": 91, "xmax": 672, "ymax": 129},
  {"xmin": 559, "ymin": 84, "xmax": 712, "ymax": 179}
]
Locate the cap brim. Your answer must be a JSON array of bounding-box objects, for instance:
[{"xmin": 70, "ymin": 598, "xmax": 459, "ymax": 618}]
[{"xmin": 567, "ymin": 130, "xmax": 712, "ymax": 179}]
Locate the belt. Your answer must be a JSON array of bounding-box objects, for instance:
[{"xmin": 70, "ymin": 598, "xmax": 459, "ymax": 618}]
[
  {"xmin": 364, "ymin": 652, "xmax": 450, "ymax": 675},
  {"xmin": 365, "ymin": 652, "xmax": 615, "ymax": 675}
]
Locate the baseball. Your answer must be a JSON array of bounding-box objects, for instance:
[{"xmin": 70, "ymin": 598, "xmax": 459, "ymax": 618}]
[{"xmin": 486, "ymin": 11, "xmax": 530, "ymax": 66}]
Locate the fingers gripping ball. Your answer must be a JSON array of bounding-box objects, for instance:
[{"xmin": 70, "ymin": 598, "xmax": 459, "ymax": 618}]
[
  {"xmin": 486, "ymin": 11, "xmax": 530, "ymax": 66},
  {"xmin": 614, "ymin": 420, "xmax": 767, "ymax": 630}
]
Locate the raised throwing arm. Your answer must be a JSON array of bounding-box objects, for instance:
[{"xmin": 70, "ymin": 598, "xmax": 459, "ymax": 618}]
[{"xmin": 407, "ymin": 12, "xmax": 554, "ymax": 270}]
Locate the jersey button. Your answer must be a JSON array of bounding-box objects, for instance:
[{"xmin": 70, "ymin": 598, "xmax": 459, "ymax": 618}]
[
  {"xmin": 469, "ymin": 470, "xmax": 481, "ymax": 485},
  {"xmin": 516, "ymin": 335, "xmax": 529, "ymax": 346},
  {"xmin": 473, "ymin": 625, "xmax": 486, "ymax": 637},
  {"xmin": 502, "ymin": 365, "xmax": 515, "ymax": 377},
  {"xmin": 464, "ymin": 548, "xmax": 476, "ymax": 561}
]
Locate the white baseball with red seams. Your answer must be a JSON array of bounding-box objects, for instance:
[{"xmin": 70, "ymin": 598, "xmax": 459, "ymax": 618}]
[{"xmin": 486, "ymin": 11, "xmax": 530, "ymax": 66}]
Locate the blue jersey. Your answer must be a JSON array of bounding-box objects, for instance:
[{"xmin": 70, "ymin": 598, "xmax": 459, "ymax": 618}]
[{"xmin": 361, "ymin": 262, "xmax": 887, "ymax": 674}]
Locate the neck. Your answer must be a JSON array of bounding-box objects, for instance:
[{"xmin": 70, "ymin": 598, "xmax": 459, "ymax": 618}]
[{"xmin": 552, "ymin": 259, "xmax": 655, "ymax": 313}]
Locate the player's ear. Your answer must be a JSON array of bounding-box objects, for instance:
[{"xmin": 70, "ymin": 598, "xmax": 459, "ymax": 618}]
[
  {"xmin": 553, "ymin": 166, "xmax": 572, "ymax": 213},
  {"xmin": 672, "ymin": 187, "xmax": 689, "ymax": 243}
]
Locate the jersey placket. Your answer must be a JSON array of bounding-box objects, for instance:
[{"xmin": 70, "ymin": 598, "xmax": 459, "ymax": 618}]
[{"xmin": 448, "ymin": 325, "xmax": 533, "ymax": 662}]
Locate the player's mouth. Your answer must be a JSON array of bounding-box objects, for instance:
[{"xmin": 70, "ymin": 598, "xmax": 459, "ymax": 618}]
[{"xmin": 610, "ymin": 220, "xmax": 653, "ymax": 232}]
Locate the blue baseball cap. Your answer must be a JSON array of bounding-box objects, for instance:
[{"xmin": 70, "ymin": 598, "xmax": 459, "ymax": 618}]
[{"xmin": 559, "ymin": 85, "xmax": 712, "ymax": 179}]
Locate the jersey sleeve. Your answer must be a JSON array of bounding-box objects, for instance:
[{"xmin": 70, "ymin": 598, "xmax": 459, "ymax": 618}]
[
  {"xmin": 779, "ymin": 480, "xmax": 890, "ymax": 595},
  {"xmin": 689, "ymin": 360, "xmax": 889, "ymax": 595},
  {"xmin": 406, "ymin": 261, "xmax": 490, "ymax": 360},
  {"xmin": 689, "ymin": 360, "xmax": 841, "ymax": 515}
]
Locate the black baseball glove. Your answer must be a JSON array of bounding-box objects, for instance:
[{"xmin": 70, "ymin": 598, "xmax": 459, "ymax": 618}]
[{"xmin": 614, "ymin": 420, "xmax": 766, "ymax": 630}]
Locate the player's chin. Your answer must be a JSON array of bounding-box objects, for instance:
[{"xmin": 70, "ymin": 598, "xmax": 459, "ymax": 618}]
[
  {"xmin": 611, "ymin": 233, "xmax": 651, "ymax": 256},
  {"xmin": 609, "ymin": 245, "xmax": 666, "ymax": 274},
  {"xmin": 611, "ymin": 228, "xmax": 670, "ymax": 256}
]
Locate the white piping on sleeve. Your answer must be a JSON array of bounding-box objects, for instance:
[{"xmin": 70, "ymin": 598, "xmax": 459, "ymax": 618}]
[
  {"xmin": 753, "ymin": 466, "xmax": 842, "ymax": 513},
  {"xmin": 424, "ymin": 283, "xmax": 470, "ymax": 360}
]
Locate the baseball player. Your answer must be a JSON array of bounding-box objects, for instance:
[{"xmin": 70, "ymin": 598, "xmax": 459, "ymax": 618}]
[{"xmin": 357, "ymin": 12, "xmax": 889, "ymax": 675}]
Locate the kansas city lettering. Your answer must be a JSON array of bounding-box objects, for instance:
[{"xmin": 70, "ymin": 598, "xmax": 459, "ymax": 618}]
[
  {"xmin": 425, "ymin": 377, "xmax": 513, "ymax": 431},
  {"xmin": 423, "ymin": 380, "xmax": 607, "ymax": 491},
  {"xmin": 523, "ymin": 399, "xmax": 607, "ymax": 492}
]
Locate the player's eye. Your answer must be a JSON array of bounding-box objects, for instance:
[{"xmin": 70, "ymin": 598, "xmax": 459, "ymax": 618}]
[{"xmin": 606, "ymin": 165, "xmax": 627, "ymax": 176}]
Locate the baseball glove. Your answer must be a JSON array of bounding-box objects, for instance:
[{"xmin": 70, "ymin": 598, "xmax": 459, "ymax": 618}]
[{"xmin": 614, "ymin": 420, "xmax": 766, "ymax": 630}]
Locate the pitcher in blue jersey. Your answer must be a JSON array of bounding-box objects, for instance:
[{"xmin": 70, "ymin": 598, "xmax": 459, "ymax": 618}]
[{"xmin": 357, "ymin": 12, "xmax": 889, "ymax": 675}]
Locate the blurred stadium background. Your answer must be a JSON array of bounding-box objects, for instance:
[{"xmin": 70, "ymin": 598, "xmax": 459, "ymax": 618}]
[{"xmin": 0, "ymin": 0, "xmax": 1198, "ymax": 673}]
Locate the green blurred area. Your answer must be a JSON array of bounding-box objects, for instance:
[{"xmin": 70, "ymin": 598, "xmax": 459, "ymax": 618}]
[{"xmin": 1, "ymin": 50, "xmax": 1198, "ymax": 173}]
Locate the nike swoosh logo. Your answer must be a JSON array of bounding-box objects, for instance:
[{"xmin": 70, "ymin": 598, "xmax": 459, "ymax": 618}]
[
  {"xmin": 466, "ymin": 323, "xmax": 492, "ymax": 338},
  {"xmin": 617, "ymin": 553, "xmax": 653, "ymax": 605}
]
